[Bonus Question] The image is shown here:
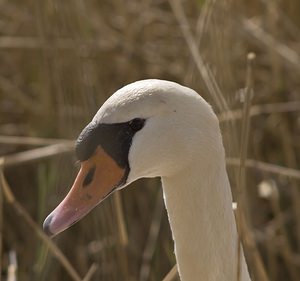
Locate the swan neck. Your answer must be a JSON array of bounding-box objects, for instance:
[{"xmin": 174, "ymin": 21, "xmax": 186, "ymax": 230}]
[{"xmin": 161, "ymin": 157, "xmax": 251, "ymax": 281}]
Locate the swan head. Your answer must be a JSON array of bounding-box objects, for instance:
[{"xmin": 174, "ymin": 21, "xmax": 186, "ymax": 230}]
[{"xmin": 43, "ymin": 79, "xmax": 220, "ymax": 236}]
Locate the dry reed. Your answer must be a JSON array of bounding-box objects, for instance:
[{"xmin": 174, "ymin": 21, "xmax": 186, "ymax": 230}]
[{"xmin": 1, "ymin": 0, "xmax": 300, "ymax": 280}]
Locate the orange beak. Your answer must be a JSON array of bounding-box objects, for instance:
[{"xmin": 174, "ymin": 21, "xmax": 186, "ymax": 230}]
[{"xmin": 43, "ymin": 146, "xmax": 127, "ymax": 236}]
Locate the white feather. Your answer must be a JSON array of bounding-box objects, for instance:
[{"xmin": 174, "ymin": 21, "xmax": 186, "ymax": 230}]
[{"xmin": 95, "ymin": 79, "xmax": 252, "ymax": 281}]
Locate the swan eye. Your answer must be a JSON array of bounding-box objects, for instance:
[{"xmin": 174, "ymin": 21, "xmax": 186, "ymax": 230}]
[{"xmin": 129, "ymin": 118, "xmax": 145, "ymax": 132}]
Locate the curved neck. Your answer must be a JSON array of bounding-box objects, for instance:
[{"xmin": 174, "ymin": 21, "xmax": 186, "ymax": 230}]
[{"xmin": 161, "ymin": 153, "xmax": 251, "ymax": 281}]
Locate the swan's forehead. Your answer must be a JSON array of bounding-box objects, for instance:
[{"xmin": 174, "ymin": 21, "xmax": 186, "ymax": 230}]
[{"xmin": 93, "ymin": 82, "xmax": 173, "ymax": 124}]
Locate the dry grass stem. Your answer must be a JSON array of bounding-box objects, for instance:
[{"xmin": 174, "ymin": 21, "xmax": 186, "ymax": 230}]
[
  {"xmin": 3, "ymin": 143, "xmax": 74, "ymax": 168},
  {"xmin": 0, "ymin": 167, "xmax": 83, "ymax": 281},
  {"xmin": 227, "ymin": 158, "xmax": 300, "ymax": 180},
  {"xmin": 82, "ymin": 263, "xmax": 99, "ymax": 281},
  {"xmin": 237, "ymin": 52, "xmax": 256, "ymax": 214},
  {"xmin": 162, "ymin": 264, "xmax": 178, "ymax": 281},
  {"xmin": 184, "ymin": 0, "xmax": 215, "ymax": 84},
  {"xmin": 218, "ymin": 101, "xmax": 300, "ymax": 122},
  {"xmin": 0, "ymin": 36, "xmax": 115, "ymax": 51},
  {"xmin": 113, "ymin": 193, "xmax": 128, "ymax": 247},
  {"xmin": 139, "ymin": 191, "xmax": 164, "ymax": 281},
  {"xmin": 0, "ymin": 135, "xmax": 73, "ymax": 146},
  {"xmin": 235, "ymin": 53, "xmax": 268, "ymax": 281},
  {"xmin": 241, "ymin": 19, "xmax": 300, "ymax": 72},
  {"xmin": 168, "ymin": 0, "xmax": 230, "ymax": 113},
  {"xmin": 112, "ymin": 192, "xmax": 130, "ymax": 280},
  {"xmin": 240, "ymin": 213, "xmax": 270, "ymax": 281}
]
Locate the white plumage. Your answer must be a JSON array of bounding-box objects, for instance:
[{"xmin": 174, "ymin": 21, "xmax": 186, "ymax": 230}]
[{"xmin": 95, "ymin": 79, "xmax": 252, "ymax": 281}]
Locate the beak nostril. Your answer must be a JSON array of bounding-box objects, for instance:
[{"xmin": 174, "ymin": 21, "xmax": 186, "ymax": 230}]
[{"xmin": 83, "ymin": 166, "xmax": 96, "ymax": 187}]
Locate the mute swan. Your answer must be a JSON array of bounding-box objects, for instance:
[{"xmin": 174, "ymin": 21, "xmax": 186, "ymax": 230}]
[{"xmin": 43, "ymin": 79, "xmax": 251, "ymax": 281}]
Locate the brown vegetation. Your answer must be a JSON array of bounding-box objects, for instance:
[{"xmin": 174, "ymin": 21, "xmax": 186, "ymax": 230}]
[{"xmin": 1, "ymin": 0, "xmax": 300, "ymax": 280}]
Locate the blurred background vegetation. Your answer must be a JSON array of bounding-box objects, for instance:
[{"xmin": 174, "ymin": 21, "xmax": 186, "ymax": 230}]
[{"xmin": 1, "ymin": 0, "xmax": 300, "ymax": 280}]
